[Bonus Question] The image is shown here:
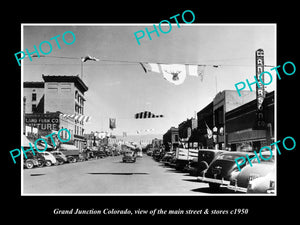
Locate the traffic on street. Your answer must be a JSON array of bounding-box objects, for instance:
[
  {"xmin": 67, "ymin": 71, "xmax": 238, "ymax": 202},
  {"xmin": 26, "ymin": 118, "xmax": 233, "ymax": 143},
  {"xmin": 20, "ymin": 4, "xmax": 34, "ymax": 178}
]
[
  {"xmin": 23, "ymin": 142, "xmax": 274, "ymax": 195},
  {"xmin": 23, "ymin": 147, "xmax": 236, "ymax": 195},
  {"xmin": 22, "ymin": 26, "xmax": 276, "ymax": 196}
]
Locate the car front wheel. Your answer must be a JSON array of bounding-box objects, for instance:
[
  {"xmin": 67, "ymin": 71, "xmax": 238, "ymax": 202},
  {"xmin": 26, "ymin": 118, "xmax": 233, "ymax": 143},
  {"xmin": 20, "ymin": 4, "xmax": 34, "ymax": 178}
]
[
  {"xmin": 45, "ymin": 160, "xmax": 52, "ymax": 167},
  {"xmin": 37, "ymin": 160, "xmax": 44, "ymax": 168},
  {"xmin": 26, "ymin": 161, "xmax": 34, "ymax": 169}
]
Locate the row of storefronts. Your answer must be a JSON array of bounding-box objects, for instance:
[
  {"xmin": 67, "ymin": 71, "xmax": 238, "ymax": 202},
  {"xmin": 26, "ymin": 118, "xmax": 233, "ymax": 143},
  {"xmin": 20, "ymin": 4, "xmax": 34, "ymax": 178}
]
[
  {"xmin": 23, "ymin": 75, "xmax": 89, "ymax": 151},
  {"xmin": 163, "ymin": 90, "xmax": 274, "ymax": 152}
]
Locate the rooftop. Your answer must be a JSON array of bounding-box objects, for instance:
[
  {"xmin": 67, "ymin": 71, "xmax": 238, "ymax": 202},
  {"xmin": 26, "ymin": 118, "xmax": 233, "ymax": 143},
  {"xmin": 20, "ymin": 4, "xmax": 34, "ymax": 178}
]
[{"xmin": 42, "ymin": 75, "xmax": 89, "ymax": 93}]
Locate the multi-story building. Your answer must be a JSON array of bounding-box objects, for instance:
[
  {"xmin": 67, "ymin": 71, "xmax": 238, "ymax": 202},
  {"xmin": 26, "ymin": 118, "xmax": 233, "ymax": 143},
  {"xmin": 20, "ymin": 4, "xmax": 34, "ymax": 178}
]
[
  {"xmin": 23, "ymin": 82, "xmax": 45, "ymax": 113},
  {"xmin": 42, "ymin": 75, "xmax": 88, "ymax": 149},
  {"xmin": 225, "ymin": 91, "xmax": 274, "ymax": 152},
  {"xmin": 178, "ymin": 117, "xmax": 197, "ymax": 144},
  {"xmin": 162, "ymin": 127, "xmax": 179, "ymax": 151},
  {"xmin": 23, "ymin": 75, "xmax": 89, "ymax": 150},
  {"xmin": 187, "ymin": 90, "xmax": 256, "ymax": 150},
  {"xmin": 212, "ymin": 90, "xmax": 256, "ymax": 149},
  {"xmin": 152, "ymin": 138, "xmax": 163, "ymax": 148},
  {"xmin": 189, "ymin": 102, "xmax": 214, "ymax": 149}
]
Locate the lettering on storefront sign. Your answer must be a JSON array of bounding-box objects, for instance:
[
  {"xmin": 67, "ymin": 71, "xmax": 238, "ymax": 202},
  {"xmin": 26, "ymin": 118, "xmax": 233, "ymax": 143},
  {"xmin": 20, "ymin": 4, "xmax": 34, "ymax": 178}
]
[
  {"xmin": 256, "ymin": 49, "xmax": 265, "ymax": 111},
  {"xmin": 255, "ymin": 49, "xmax": 265, "ymax": 129},
  {"xmin": 25, "ymin": 114, "xmax": 59, "ymax": 131}
]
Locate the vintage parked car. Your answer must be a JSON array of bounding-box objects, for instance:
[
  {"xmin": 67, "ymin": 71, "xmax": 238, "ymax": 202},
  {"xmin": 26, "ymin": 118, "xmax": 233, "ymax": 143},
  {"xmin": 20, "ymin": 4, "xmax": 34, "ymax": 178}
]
[
  {"xmin": 168, "ymin": 155, "xmax": 177, "ymax": 168},
  {"xmin": 197, "ymin": 151, "xmax": 254, "ymax": 191},
  {"xmin": 23, "ymin": 152, "xmax": 46, "ymax": 169},
  {"xmin": 186, "ymin": 149, "xmax": 226, "ymax": 176},
  {"xmin": 147, "ymin": 149, "xmax": 153, "ymax": 156},
  {"xmin": 162, "ymin": 153, "xmax": 176, "ymax": 167},
  {"xmin": 51, "ymin": 151, "xmax": 68, "ymax": 163},
  {"xmin": 38, "ymin": 151, "xmax": 57, "ymax": 166},
  {"xmin": 50, "ymin": 154, "xmax": 65, "ymax": 165},
  {"xmin": 122, "ymin": 150, "xmax": 136, "ymax": 163},
  {"xmin": 161, "ymin": 152, "xmax": 175, "ymax": 163},
  {"xmin": 93, "ymin": 151, "xmax": 107, "ymax": 159},
  {"xmin": 227, "ymin": 150, "xmax": 275, "ymax": 193},
  {"xmin": 152, "ymin": 150, "xmax": 163, "ymax": 161},
  {"xmin": 61, "ymin": 150, "xmax": 81, "ymax": 163},
  {"xmin": 184, "ymin": 158, "xmax": 198, "ymax": 174}
]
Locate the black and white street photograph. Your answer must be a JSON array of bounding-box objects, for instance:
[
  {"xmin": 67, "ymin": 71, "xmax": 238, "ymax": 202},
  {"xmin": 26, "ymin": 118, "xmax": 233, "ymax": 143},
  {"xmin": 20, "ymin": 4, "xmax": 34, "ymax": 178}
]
[
  {"xmin": 4, "ymin": 3, "xmax": 300, "ymax": 221},
  {"xmin": 21, "ymin": 24, "xmax": 277, "ymax": 195}
]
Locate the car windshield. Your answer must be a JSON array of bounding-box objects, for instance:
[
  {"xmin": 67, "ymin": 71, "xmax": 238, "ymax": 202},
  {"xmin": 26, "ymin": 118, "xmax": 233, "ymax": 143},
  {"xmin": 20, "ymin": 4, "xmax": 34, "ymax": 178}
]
[
  {"xmin": 165, "ymin": 152, "xmax": 173, "ymax": 156},
  {"xmin": 124, "ymin": 151, "xmax": 133, "ymax": 156}
]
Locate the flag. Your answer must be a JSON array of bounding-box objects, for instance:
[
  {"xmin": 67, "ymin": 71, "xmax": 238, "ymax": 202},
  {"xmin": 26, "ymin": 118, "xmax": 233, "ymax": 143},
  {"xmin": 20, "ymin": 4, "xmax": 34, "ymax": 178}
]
[
  {"xmin": 81, "ymin": 55, "xmax": 99, "ymax": 62},
  {"xmin": 109, "ymin": 118, "xmax": 116, "ymax": 129},
  {"xmin": 134, "ymin": 111, "xmax": 164, "ymax": 119},
  {"xmin": 140, "ymin": 63, "xmax": 205, "ymax": 85},
  {"xmin": 205, "ymin": 121, "xmax": 213, "ymax": 139}
]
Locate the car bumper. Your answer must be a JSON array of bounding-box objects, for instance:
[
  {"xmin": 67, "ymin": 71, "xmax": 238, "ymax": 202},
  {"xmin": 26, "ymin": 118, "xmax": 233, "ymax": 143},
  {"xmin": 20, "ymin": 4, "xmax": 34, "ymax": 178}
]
[{"xmin": 197, "ymin": 176, "xmax": 230, "ymax": 185}]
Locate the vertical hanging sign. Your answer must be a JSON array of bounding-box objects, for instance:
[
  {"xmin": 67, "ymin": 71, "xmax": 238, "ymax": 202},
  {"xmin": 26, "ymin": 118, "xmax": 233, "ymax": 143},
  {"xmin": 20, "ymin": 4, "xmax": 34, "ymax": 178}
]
[
  {"xmin": 255, "ymin": 49, "xmax": 266, "ymax": 129},
  {"xmin": 109, "ymin": 118, "xmax": 116, "ymax": 130},
  {"xmin": 256, "ymin": 49, "xmax": 265, "ymax": 109}
]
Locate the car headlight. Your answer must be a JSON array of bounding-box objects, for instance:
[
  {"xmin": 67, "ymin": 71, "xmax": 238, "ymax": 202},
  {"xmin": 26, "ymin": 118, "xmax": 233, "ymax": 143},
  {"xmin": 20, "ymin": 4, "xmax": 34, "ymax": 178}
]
[{"xmin": 230, "ymin": 170, "xmax": 240, "ymax": 180}]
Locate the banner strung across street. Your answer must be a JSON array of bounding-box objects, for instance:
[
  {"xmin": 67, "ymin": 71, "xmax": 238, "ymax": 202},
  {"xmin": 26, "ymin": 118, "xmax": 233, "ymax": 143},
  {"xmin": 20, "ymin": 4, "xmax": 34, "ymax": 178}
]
[
  {"xmin": 134, "ymin": 111, "xmax": 164, "ymax": 119},
  {"xmin": 140, "ymin": 63, "xmax": 206, "ymax": 85}
]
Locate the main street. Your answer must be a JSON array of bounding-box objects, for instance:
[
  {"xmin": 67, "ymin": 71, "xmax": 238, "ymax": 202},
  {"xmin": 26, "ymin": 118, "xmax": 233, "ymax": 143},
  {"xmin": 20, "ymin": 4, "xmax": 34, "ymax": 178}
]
[{"xmin": 23, "ymin": 155, "xmax": 234, "ymax": 195}]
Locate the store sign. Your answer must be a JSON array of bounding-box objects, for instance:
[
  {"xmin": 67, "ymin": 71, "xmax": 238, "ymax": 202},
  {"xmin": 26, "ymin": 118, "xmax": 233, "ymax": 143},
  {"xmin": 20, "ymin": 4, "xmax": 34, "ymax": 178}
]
[
  {"xmin": 25, "ymin": 113, "xmax": 59, "ymax": 131},
  {"xmin": 256, "ymin": 49, "xmax": 265, "ymax": 110},
  {"xmin": 255, "ymin": 49, "xmax": 266, "ymax": 129}
]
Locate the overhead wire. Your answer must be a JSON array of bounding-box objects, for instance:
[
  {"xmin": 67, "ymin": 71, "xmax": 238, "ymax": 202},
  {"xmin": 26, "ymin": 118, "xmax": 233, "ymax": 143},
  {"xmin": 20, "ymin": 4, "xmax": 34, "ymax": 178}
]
[{"xmin": 22, "ymin": 54, "xmax": 276, "ymax": 68}]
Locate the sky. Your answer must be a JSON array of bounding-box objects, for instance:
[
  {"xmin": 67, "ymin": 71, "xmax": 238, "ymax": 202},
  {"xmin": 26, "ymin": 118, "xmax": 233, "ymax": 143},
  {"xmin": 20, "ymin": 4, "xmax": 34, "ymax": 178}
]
[{"xmin": 22, "ymin": 24, "xmax": 276, "ymax": 138}]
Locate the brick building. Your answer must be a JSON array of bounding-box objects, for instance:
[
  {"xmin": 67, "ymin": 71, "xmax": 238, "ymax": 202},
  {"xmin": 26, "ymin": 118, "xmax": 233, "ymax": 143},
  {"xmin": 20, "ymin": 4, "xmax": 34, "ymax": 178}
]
[{"xmin": 23, "ymin": 75, "xmax": 89, "ymax": 150}]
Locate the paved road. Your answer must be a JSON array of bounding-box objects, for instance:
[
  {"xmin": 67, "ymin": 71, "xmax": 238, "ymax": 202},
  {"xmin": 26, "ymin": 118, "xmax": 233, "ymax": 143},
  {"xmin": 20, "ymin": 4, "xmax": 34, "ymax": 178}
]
[{"xmin": 23, "ymin": 155, "xmax": 234, "ymax": 195}]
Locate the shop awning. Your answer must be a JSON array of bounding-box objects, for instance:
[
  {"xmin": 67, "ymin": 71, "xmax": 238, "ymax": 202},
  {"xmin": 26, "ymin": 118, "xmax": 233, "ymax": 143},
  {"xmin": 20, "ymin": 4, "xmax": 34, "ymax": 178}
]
[
  {"xmin": 22, "ymin": 135, "xmax": 34, "ymax": 147},
  {"xmin": 227, "ymin": 129, "xmax": 267, "ymax": 144}
]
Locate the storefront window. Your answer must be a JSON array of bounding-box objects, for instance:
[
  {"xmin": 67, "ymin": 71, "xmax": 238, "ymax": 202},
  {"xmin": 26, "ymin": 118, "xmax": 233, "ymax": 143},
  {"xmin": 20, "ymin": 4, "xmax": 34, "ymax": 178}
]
[
  {"xmin": 174, "ymin": 134, "xmax": 179, "ymax": 142},
  {"xmin": 253, "ymin": 141, "xmax": 262, "ymax": 152},
  {"xmin": 236, "ymin": 142, "xmax": 253, "ymax": 152}
]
